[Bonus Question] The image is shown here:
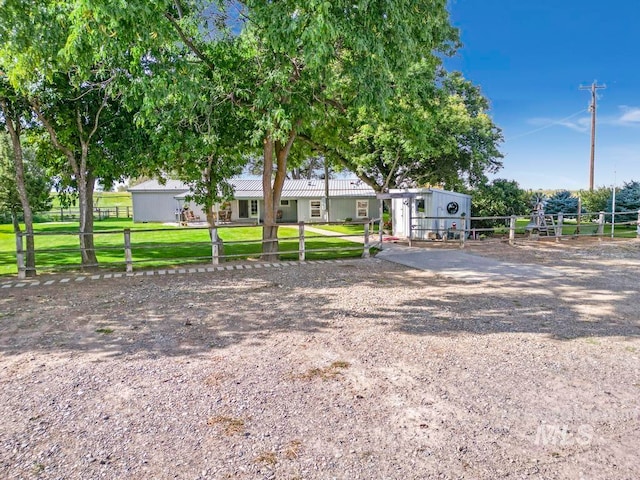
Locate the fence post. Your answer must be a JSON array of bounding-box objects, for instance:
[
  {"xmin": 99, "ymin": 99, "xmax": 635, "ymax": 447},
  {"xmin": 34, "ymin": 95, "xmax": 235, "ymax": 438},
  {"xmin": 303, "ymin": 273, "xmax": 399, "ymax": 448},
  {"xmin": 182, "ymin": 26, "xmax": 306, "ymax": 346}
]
[
  {"xmin": 508, "ymin": 215, "xmax": 516, "ymax": 245},
  {"xmin": 16, "ymin": 231, "xmax": 26, "ymax": 280},
  {"xmin": 556, "ymin": 213, "xmax": 563, "ymax": 241},
  {"xmin": 597, "ymin": 211, "xmax": 605, "ymax": 236},
  {"xmin": 379, "ymin": 201, "xmax": 384, "ymax": 245},
  {"xmin": 115, "ymin": 206, "xmax": 119, "ymax": 218},
  {"xmin": 362, "ymin": 222, "xmax": 370, "ymax": 258},
  {"xmin": 298, "ymin": 221, "xmax": 305, "ymax": 261},
  {"xmin": 124, "ymin": 228, "xmax": 133, "ymax": 273},
  {"xmin": 127, "ymin": 206, "xmax": 131, "ymax": 218},
  {"xmin": 210, "ymin": 227, "xmax": 220, "ymax": 265}
]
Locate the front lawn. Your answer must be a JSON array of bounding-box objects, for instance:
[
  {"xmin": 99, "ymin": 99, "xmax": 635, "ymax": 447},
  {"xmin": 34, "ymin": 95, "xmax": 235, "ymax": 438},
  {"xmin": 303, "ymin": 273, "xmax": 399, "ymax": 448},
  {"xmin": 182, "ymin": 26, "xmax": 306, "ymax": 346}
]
[{"xmin": 0, "ymin": 219, "xmax": 365, "ymax": 276}]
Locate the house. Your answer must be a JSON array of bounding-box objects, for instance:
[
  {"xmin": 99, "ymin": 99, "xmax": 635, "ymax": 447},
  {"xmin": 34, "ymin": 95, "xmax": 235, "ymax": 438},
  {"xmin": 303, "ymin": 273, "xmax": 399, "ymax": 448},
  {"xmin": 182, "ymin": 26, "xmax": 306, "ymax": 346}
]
[
  {"xmin": 128, "ymin": 178, "xmax": 378, "ymax": 223},
  {"xmin": 383, "ymin": 188, "xmax": 472, "ymax": 239}
]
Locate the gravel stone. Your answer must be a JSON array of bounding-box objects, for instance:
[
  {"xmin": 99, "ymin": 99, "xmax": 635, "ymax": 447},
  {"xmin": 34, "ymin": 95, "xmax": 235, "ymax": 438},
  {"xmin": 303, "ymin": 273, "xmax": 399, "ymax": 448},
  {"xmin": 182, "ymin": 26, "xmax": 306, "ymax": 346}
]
[{"xmin": 0, "ymin": 238, "xmax": 639, "ymax": 479}]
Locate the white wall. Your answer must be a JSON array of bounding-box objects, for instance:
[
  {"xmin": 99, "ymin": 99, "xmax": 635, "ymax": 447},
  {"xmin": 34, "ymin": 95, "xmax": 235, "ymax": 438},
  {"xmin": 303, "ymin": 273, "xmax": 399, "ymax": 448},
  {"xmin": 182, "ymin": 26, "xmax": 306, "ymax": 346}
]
[{"xmin": 391, "ymin": 189, "xmax": 472, "ymax": 238}]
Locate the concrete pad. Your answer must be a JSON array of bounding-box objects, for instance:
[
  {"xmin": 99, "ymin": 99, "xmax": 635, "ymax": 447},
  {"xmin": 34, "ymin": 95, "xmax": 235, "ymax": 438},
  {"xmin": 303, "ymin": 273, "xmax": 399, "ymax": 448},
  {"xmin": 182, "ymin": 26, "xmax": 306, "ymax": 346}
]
[{"xmin": 377, "ymin": 245, "xmax": 562, "ymax": 282}]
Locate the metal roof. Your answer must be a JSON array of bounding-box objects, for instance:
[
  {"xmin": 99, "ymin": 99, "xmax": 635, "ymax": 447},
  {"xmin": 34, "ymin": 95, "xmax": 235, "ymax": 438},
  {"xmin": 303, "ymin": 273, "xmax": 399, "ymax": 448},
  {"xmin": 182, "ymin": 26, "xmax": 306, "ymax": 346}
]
[
  {"xmin": 128, "ymin": 179, "xmax": 190, "ymax": 192},
  {"xmin": 232, "ymin": 179, "xmax": 376, "ymax": 198},
  {"xmin": 130, "ymin": 178, "xmax": 376, "ymax": 198}
]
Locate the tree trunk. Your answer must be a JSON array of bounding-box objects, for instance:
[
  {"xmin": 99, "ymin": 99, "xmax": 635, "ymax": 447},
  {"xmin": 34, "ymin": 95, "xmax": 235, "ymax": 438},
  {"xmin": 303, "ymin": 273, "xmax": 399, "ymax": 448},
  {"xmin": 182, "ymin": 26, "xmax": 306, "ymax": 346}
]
[
  {"xmin": 78, "ymin": 171, "xmax": 98, "ymax": 268},
  {"xmin": 2, "ymin": 105, "xmax": 37, "ymax": 276},
  {"xmin": 261, "ymin": 130, "xmax": 296, "ymax": 261},
  {"xmin": 11, "ymin": 211, "xmax": 20, "ymax": 234},
  {"xmin": 261, "ymin": 136, "xmax": 279, "ymax": 261}
]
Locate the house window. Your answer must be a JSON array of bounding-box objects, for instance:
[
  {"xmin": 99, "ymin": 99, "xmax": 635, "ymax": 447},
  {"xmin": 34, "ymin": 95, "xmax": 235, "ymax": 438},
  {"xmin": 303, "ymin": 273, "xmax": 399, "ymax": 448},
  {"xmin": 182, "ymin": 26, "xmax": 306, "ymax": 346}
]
[
  {"xmin": 310, "ymin": 200, "xmax": 322, "ymax": 218},
  {"xmin": 239, "ymin": 199, "xmax": 259, "ymax": 218},
  {"xmin": 280, "ymin": 200, "xmax": 290, "ymax": 206},
  {"xmin": 356, "ymin": 200, "xmax": 369, "ymax": 218}
]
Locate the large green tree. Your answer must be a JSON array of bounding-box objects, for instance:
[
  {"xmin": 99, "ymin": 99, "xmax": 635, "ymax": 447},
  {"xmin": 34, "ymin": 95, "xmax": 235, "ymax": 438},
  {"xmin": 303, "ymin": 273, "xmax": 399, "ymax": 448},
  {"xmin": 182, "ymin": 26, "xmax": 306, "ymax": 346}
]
[
  {"xmin": 471, "ymin": 178, "xmax": 529, "ymax": 228},
  {"xmin": 301, "ymin": 69, "xmax": 503, "ymax": 193},
  {"xmin": 0, "ymin": 1, "xmax": 157, "ymax": 268},
  {"xmin": 128, "ymin": 0, "xmax": 458, "ymax": 259}
]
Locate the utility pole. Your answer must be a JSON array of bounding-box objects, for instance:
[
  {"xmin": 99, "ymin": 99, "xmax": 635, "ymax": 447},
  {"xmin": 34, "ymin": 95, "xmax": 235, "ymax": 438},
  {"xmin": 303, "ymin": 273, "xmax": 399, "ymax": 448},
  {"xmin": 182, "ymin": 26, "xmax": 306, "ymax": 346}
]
[{"xmin": 580, "ymin": 81, "xmax": 606, "ymax": 191}]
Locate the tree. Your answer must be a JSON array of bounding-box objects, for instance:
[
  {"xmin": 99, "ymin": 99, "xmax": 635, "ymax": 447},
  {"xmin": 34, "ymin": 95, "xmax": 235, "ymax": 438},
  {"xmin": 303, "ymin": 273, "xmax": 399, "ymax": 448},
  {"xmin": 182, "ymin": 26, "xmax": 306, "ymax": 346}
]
[
  {"xmin": 1, "ymin": 2, "xmax": 158, "ymax": 268},
  {"xmin": 609, "ymin": 180, "xmax": 640, "ymax": 222},
  {"xmin": 0, "ymin": 76, "xmax": 40, "ymax": 276},
  {"xmin": 579, "ymin": 186, "xmax": 611, "ymax": 214},
  {"xmin": 133, "ymin": 1, "xmax": 459, "ymax": 260},
  {"xmin": 545, "ymin": 190, "xmax": 581, "ymax": 215},
  {"xmin": 134, "ymin": 39, "xmax": 250, "ymax": 227},
  {"xmin": 471, "ymin": 179, "xmax": 529, "ymax": 228},
  {"xmin": 0, "ymin": 133, "xmax": 52, "ymax": 230},
  {"xmin": 299, "ymin": 68, "xmax": 503, "ymax": 194}
]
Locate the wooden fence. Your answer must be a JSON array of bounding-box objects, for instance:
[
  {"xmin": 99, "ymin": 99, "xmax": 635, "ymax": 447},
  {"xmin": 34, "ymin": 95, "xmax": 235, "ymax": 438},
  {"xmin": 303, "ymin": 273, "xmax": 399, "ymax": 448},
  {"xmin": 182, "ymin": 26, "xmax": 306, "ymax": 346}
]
[
  {"xmin": 408, "ymin": 210, "xmax": 640, "ymax": 247},
  {"xmin": 13, "ymin": 220, "xmax": 382, "ymax": 279},
  {"xmin": 0, "ymin": 207, "xmax": 132, "ymax": 224}
]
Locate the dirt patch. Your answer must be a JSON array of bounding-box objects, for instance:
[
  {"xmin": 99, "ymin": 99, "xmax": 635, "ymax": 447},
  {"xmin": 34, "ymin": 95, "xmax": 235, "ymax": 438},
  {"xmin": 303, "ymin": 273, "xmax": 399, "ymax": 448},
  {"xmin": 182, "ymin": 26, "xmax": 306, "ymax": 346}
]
[{"xmin": 1, "ymin": 240, "xmax": 639, "ymax": 479}]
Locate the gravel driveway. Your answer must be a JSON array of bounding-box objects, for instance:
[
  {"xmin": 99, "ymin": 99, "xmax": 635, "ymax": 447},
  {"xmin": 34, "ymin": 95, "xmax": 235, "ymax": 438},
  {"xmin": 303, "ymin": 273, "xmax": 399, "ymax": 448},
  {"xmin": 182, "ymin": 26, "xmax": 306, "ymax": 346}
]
[{"xmin": 1, "ymin": 239, "xmax": 639, "ymax": 479}]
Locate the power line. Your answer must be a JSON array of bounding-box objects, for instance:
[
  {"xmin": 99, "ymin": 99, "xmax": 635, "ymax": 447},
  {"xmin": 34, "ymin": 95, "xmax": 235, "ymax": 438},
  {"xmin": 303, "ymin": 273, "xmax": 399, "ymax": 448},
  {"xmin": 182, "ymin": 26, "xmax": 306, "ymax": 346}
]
[
  {"xmin": 580, "ymin": 81, "xmax": 606, "ymax": 191},
  {"xmin": 507, "ymin": 108, "xmax": 588, "ymax": 141}
]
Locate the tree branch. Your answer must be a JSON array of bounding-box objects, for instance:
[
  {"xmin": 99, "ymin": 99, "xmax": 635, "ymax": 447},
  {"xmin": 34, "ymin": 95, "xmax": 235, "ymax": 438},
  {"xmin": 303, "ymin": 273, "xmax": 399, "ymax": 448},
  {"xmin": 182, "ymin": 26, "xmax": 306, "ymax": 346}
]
[
  {"xmin": 31, "ymin": 101, "xmax": 78, "ymax": 174},
  {"xmin": 298, "ymin": 133, "xmax": 382, "ymax": 192},
  {"xmin": 382, "ymin": 149, "xmax": 402, "ymax": 192},
  {"xmin": 164, "ymin": 12, "xmax": 216, "ymax": 72}
]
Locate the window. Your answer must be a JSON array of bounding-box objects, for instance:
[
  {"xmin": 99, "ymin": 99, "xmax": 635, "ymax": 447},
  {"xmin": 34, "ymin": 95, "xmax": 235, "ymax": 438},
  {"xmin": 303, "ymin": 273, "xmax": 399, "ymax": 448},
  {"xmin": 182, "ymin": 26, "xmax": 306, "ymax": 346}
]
[
  {"xmin": 356, "ymin": 200, "xmax": 369, "ymax": 218},
  {"xmin": 280, "ymin": 199, "xmax": 290, "ymax": 206},
  {"xmin": 250, "ymin": 199, "xmax": 258, "ymax": 217},
  {"xmin": 310, "ymin": 200, "xmax": 322, "ymax": 218}
]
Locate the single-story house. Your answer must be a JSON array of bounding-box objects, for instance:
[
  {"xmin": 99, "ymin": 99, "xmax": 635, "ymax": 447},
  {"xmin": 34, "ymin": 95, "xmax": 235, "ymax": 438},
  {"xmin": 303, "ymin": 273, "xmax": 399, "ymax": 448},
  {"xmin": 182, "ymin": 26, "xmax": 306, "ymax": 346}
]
[
  {"xmin": 383, "ymin": 188, "xmax": 472, "ymax": 239},
  {"xmin": 128, "ymin": 178, "xmax": 378, "ymax": 223}
]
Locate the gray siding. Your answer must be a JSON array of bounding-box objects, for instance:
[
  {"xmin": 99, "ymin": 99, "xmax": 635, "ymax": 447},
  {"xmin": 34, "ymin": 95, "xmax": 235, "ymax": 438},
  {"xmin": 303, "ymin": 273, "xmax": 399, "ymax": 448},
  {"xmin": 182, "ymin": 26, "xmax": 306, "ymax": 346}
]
[
  {"xmin": 132, "ymin": 192, "xmax": 183, "ymax": 222},
  {"xmin": 297, "ymin": 197, "xmax": 377, "ymax": 222}
]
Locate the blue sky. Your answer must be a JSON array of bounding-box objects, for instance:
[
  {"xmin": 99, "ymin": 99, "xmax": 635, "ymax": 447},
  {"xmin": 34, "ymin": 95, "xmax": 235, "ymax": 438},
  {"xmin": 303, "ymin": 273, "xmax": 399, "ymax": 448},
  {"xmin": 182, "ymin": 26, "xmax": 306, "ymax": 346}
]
[{"xmin": 446, "ymin": 0, "xmax": 640, "ymax": 190}]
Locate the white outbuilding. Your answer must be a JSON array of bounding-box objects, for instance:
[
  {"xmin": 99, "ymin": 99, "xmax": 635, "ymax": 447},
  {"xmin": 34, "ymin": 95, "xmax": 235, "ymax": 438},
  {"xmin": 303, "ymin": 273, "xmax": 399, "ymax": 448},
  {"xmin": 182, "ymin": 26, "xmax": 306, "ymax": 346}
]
[{"xmin": 386, "ymin": 188, "xmax": 472, "ymax": 240}]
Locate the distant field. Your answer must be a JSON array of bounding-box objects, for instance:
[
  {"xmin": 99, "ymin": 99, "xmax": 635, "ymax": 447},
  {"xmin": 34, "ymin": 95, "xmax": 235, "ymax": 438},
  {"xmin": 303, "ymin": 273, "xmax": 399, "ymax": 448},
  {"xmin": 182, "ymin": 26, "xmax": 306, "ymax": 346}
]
[{"xmin": 50, "ymin": 191, "xmax": 132, "ymax": 209}]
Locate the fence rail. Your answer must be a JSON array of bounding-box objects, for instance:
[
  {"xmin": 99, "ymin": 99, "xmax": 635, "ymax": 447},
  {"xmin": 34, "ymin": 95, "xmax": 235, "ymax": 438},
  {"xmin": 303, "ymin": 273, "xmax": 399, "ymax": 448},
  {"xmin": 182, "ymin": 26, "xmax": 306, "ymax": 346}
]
[
  {"xmin": 0, "ymin": 207, "xmax": 132, "ymax": 224},
  {"xmin": 409, "ymin": 210, "xmax": 640, "ymax": 246},
  {"xmin": 12, "ymin": 219, "xmax": 382, "ymax": 278}
]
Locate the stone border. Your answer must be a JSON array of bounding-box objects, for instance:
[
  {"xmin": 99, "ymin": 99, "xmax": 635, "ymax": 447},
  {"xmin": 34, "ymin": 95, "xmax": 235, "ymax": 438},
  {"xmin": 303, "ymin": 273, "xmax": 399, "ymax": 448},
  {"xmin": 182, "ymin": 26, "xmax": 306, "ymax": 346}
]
[{"xmin": 0, "ymin": 259, "xmax": 352, "ymax": 289}]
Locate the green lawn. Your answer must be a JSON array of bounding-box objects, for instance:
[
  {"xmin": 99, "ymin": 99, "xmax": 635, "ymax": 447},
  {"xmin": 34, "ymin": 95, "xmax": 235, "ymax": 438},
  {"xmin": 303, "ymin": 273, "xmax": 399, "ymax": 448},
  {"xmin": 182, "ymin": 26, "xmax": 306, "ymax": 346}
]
[
  {"xmin": 310, "ymin": 223, "xmax": 380, "ymax": 235},
  {"xmin": 0, "ymin": 219, "xmax": 365, "ymax": 276}
]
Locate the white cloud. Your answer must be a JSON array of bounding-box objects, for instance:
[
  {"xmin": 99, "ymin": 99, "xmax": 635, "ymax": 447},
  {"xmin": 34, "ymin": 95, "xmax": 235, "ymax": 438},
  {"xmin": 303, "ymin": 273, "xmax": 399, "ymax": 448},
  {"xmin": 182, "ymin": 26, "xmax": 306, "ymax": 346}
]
[{"xmin": 616, "ymin": 106, "xmax": 640, "ymax": 125}]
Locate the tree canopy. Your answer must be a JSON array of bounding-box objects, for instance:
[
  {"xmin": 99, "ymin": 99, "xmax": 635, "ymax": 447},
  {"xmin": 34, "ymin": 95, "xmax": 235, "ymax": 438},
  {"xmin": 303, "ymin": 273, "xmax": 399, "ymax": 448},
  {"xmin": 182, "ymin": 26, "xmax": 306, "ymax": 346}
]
[{"xmin": 1, "ymin": 0, "xmax": 508, "ymax": 263}]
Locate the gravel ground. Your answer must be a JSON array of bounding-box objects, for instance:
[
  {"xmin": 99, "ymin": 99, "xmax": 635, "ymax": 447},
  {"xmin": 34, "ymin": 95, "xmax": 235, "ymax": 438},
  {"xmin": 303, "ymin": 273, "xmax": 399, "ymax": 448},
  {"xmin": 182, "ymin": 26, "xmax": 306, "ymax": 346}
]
[{"xmin": 1, "ymin": 239, "xmax": 639, "ymax": 479}]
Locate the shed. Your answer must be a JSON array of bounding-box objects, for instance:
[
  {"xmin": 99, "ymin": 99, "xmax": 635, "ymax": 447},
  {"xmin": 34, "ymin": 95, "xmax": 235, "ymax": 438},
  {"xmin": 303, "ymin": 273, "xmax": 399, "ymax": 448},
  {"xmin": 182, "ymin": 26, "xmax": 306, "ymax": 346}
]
[
  {"xmin": 387, "ymin": 188, "xmax": 472, "ymax": 239},
  {"xmin": 128, "ymin": 179, "xmax": 196, "ymax": 223}
]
